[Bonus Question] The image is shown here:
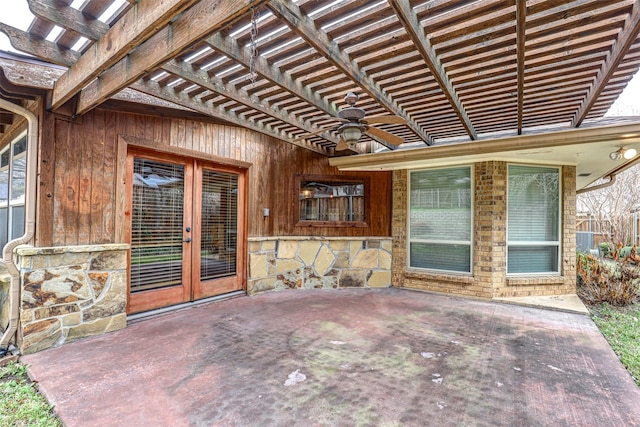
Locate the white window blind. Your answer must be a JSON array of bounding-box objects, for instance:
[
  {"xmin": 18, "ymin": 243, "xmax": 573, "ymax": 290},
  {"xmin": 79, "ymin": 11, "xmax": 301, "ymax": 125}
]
[
  {"xmin": 409, "ymin": 167, "xmax": 472, "ymax": 273},
  {"xmin": 130, "ymin": 158, "xmax": 185, "ymax": 292},
  {"xmin": 200, "ymin": 170, "xmax": 238, "ymax": 281},
  {"xmin": 507, "ymin": 165, "xmax": 560, "ymax": 274}
]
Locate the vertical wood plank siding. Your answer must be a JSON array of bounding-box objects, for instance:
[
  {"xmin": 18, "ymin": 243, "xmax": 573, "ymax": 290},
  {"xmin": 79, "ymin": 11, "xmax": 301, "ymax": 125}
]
[{"xmin": 36, "ymin": 109, "xmax": 391, "ymax": 246}]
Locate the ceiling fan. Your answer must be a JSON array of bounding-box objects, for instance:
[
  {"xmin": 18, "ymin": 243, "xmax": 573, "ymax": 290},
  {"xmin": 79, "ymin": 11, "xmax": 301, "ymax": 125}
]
[{"xmin": 294, "ymin": 92, "xmax": 406, "ymax": 151}]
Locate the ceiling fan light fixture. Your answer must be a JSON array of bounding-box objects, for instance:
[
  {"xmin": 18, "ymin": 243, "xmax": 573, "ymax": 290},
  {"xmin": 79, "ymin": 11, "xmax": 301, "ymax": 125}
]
[
  {"xmin": 340, "ymin": 123, "xmax": 363, "ymax": 147},
  {"xmin": 294, "ymin": 92, "xmax": 403, "ymax": 149}
]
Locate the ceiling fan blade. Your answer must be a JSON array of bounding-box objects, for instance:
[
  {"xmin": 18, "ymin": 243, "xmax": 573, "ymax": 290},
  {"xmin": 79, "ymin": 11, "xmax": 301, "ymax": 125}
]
[
  {"xmin": 365, "ymin": 116, "xmax": 407, "ymax": 125},
  {"xmin": 365, "ymin": 126, "xmax": 404, "ymax": 146},
  {"xmin": 335, "ymin": 139, "xmax": 349, "ymax": 151}
]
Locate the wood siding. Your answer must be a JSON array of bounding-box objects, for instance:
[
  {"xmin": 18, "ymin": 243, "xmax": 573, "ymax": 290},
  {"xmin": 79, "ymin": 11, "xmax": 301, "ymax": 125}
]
[{"xmin": 36, "ymin": 109, "xmax": 392, "ymax": 246}]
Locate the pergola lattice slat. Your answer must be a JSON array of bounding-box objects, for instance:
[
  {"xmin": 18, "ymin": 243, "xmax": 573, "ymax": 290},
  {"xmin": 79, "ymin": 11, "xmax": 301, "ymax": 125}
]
[
  {"xmin": 388, "ymin": 0, "xmax": 477, "ymax": 140},
  {"xmin": 267, "ymin": 0, "xmax": 434, "ymax": 145},
  {"xmin": 2, "ymin": 0, "xmax": 640, "ymax": 151},
  {"xmin": 51, "ymin": 0, "xmax": 201, "ymax": 111},
  {"xmin": 572, "ymin": 0, "xmax": 640, "ymax": 126}
]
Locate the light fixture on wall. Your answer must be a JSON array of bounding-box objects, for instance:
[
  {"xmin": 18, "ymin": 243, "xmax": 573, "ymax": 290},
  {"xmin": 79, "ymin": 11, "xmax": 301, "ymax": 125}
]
[{"xmin": 609, "ymin": 146, "xmax": 637, "ymax": 161}]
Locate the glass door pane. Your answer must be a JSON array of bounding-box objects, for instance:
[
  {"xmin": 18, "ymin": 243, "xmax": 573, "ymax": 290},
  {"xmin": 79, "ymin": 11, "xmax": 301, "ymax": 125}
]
[
  {"xmin": 130, "ymin": 158, "xmax": 185, "ymax": 292},
  {"xmin": 200, "ymin": 170, "xmax": 238, "ymax": 281}
]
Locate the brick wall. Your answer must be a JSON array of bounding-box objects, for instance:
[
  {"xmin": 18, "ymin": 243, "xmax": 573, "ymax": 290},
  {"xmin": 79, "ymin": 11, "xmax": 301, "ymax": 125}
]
[
  {"xmin": 475, "ymin": 161, "xmax": 507, "ymax": 298},
  {"xmin": 392, "ymin": 170, "xmax": 408, "ymax": 289},
  {"xmin": 393, "ymin": 162, "xmax": 577, "ymax": 299}
]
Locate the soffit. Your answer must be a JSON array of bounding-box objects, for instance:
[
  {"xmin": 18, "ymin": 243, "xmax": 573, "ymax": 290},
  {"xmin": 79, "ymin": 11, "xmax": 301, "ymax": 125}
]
[{"xmin": 328, "ymin": 120, "xmax": 640, "ymax": 190}]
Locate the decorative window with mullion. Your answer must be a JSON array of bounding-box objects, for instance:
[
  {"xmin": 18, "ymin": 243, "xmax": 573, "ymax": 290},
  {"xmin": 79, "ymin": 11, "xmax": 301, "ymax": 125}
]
[
  {"xmin": 295, "ymin": 174, "xmax": 369, "ymax": 227},
  {"xmin": 507, "ymin": 165, "xmax": 561, "ymax": 274},
  {"xmin": 408, "ymin": 166, "xmax": 473, "ymax": 273}
]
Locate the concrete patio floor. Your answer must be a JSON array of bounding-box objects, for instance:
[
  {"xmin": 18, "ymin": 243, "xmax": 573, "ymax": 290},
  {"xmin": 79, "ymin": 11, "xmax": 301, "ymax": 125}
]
[{"xmin": 22, "ymin": 288, "xmax": 640, "ymax": 427}]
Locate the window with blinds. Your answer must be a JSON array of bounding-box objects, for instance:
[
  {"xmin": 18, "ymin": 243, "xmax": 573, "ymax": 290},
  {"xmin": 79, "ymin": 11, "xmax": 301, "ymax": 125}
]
[
  {"xmin": 200, "ymin": 169, "xmax": 238, "ymax": 281},
  {"xmin": 130, "ymin": 158, "xmax": 185, "ymax": 292},
  {"xmin": 409, "ymin": 166, "xmax": 472, "ymax": 273},
  {"xmin": 507, "ymin": 165, "xmax": 560, "ymax": 274}
]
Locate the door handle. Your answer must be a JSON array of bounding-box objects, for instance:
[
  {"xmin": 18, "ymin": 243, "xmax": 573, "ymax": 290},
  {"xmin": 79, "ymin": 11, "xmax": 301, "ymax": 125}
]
[{"xmin": 183, "ymin": 238, "xmax": 192, "ymax": 243}]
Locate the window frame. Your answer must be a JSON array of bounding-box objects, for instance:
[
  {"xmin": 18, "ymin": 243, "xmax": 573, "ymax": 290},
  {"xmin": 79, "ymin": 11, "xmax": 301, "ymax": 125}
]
[
  {"xmin": 407, "ymin": 165, "xmax": 474, "ymax": 275},
  {"xmin": 0, "ymin": 130, "xmax": 27, "ymax": 248},
  {"xmin": 506, "ymin": 163, "xmax": 562, "ymax": 276},
  {"xmin": 294, "ymin": 174, "xmax": 370, "ymax": 228}
]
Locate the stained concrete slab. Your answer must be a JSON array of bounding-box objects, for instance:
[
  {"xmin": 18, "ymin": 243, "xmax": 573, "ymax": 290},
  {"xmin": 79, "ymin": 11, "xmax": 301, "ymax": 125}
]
[{"xmin": 22, "ymin": 288, "xmax": 640, "ymax": 427}]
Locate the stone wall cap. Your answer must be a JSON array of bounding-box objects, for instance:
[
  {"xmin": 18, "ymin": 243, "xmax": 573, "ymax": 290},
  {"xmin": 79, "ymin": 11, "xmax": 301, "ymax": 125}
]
[
  {"xmin": 405, "ymin": 269, "xmax": 475, "ymax": 285},
  {"xmin": 15, "ymin": 243, "xmax": 130, "ymax": 256},
  {"xmin": 506, "ymin": 275, "xmax": 567, "ymax": 286},
  {"xmin": 248, "ymin": 236, "xmax": 391, "ymax": 242}
]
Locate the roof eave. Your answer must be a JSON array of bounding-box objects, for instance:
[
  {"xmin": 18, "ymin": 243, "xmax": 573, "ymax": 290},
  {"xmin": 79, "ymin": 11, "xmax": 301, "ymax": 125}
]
[{"xmin": 329, "ymin": 121, "xmax": 640, "ymax": 191}]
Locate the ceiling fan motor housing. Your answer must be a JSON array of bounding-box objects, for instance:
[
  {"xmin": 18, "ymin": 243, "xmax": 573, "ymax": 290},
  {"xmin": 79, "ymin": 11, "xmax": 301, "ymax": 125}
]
[{"xmin": 338, "ymin": 106, "xmax": 366, "ymax": 121}]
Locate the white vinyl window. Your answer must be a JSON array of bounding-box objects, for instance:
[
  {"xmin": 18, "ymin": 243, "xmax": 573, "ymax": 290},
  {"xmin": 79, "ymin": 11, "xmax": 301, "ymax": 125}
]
[
  {"xmin": 507, "ymin": 165, "xmax": 560, "ymax": 274},
  {"xmin": 0, "ymin": 132, "xmax": 27, "ymax": 248},
  {"xmin": 408, "ymin": 166, "xmax": 472, "ymax": 273}
]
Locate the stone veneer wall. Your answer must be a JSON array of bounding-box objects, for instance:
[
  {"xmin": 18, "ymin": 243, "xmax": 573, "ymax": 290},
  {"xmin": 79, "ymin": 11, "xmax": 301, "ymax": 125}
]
[
  {"xmin": 393, "ymin": 162, "xmax": 577, "ymax": 299},
  {"xmin": 247, "ymin": 237, "xmax": 392, "ymax": 295},
  {"xmin": 15, "ymin": 244, "xmax": 128, "ymax": 354}
]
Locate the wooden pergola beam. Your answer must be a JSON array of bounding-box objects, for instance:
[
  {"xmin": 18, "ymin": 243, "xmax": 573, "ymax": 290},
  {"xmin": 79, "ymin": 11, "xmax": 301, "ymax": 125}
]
[
  {"xmin": 0, "ymin": 111, "xmax": 13, "ymax": 125},
  {"xmin": 516, "ymin": 0, "xmax": 526, "ymax": 135},
  {"xmin": 0, "ymin": 23, "xmax": 78, "ymax": 67},
  {"xmin": 572, "ymin": 0, "xmax": 640, "ymax": 126},
  {"xmin": 206, "ymin": 33, "xmax": 341, "ymax": 119},
  {"xmin": 72, "ymin": 0, "xmax": 270, "ymax": 116},
  {"xmin": 50, "ymin": 0, "xmax": 200, "ymax": 111},
  {"xmin": 131, "ymin": 80, "xmax": 329, "ymax": 155},
  {"xmin": 27, "ymin": 0, "xmax": 109, "ymax": 41},
  {"xmin": 2, "ymin": 3, "xmax": 336, "ymax": 149},
  {"xmin": 388, "ymin": 0, "xmax": 477, "ymax": 140},
  {"xmin": 267, "ymin": 0, "xmax": 434, "ymax": 145},
  {"xmin": 161, "ymin": 60, "xmax": 340, "ymax": 145}
]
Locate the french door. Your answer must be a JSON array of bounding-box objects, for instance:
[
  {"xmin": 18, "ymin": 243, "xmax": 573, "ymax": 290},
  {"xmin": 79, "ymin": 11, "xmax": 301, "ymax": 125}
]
[{"xmin": 126, "ymin": 149, "xmax": 246, "ymax": 314}]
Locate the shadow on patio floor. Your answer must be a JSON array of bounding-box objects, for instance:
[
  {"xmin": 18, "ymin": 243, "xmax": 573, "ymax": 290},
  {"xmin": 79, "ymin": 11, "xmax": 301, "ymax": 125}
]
[{"xmin": 22, "ymin": 288, "xmax": 640, "ymax": 426}]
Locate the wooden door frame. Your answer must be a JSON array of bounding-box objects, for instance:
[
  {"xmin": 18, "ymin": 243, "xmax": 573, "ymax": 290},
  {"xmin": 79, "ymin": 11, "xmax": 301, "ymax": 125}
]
[
  {"xmin": 125, "ymin": 148, "xmax": 192, "ymax": 313},
  {"xmin": 192, "ymin": 160, "xmax": 248, "ymax": 300},
  {"xmin": 119, "ymin": 138, "xmax": 249, "ymax": 314}
]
